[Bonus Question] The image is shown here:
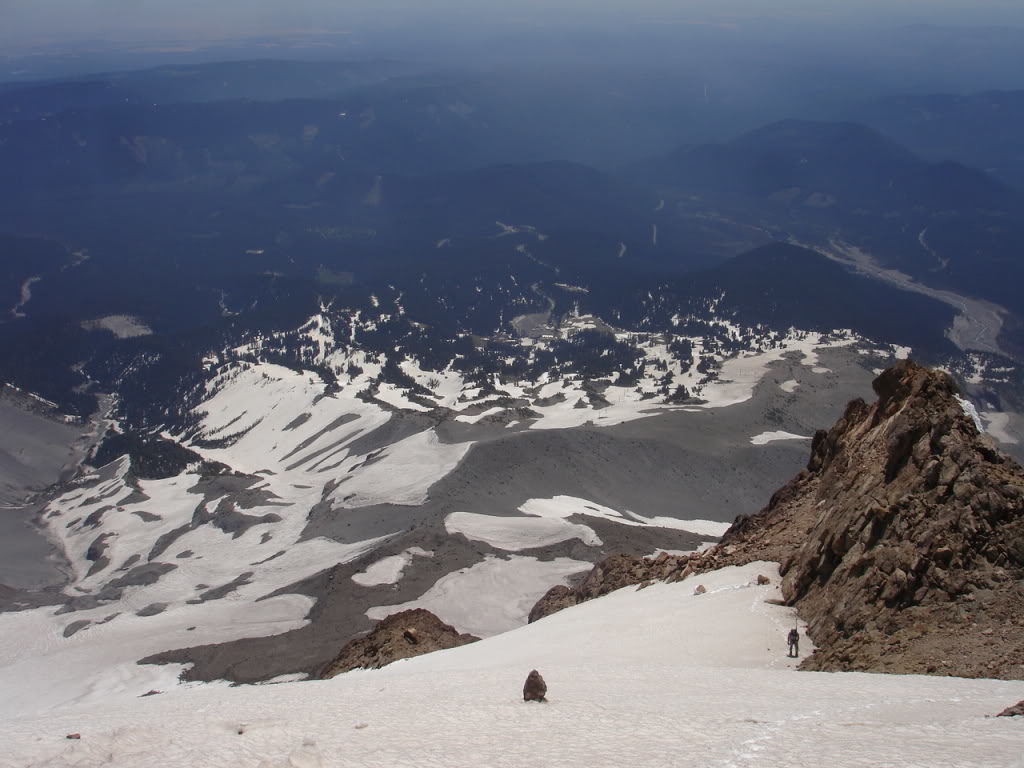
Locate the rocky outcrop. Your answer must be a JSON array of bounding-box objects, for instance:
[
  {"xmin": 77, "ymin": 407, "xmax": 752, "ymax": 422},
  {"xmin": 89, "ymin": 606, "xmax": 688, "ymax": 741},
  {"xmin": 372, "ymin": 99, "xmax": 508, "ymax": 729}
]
[
  {"xmin": 718, "ymin": 361, "xmax": 1024, "ymax": 679},
  {"xmin": 320, "ymin": 609, "xmax": 478, "ymax": 678},
  {"xmin": 996, "ymin": 700, "xmax": 1024, "ymax": 717}
]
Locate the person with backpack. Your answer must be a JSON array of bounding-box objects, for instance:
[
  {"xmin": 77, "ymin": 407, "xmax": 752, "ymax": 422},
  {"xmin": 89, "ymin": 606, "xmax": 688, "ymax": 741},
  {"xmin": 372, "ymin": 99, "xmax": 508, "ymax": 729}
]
[{"xmin": 787, "ymin": 628, "xmax": 800, "ymax": 658}]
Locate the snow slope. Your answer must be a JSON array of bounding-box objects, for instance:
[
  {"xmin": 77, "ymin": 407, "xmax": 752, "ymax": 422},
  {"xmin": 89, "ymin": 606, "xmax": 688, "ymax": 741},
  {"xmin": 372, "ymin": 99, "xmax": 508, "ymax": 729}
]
[
  {"xmin": 183, "ymin": 362, "xmax": 470, "ymax": 508},
  {"xmin": 365, "ymin": 554, "xmax": 590, "ymax": 637},
  {"xmin": 15, "ymin": 451, "xmax": 390, "ymax": 715},
  {"xmin": 2, "ymin": 562, "xmax": 1020, "ymax": 768}
]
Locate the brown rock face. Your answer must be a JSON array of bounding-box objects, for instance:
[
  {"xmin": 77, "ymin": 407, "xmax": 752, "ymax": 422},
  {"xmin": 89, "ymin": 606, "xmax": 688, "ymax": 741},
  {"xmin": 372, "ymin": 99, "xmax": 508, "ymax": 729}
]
[
  {"xmin": 523, "ymin": 669, "xmax": 547, "ymax": 702},
  {"xmin": 719, "ymin": 361, "xmax": 1024, "ymax": 679},
  {"xmin": 320, "ymin": 609, "xmax": 478, "ymax": 678},
  {"xmin": 996, "ymin": 700, "xmax": 1024, "ymax": 717}
]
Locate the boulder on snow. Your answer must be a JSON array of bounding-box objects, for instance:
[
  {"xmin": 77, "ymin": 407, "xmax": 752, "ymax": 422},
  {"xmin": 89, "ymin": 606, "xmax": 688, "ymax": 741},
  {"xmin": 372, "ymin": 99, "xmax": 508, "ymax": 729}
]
[
  {"xmin": 757, "ymin": 574, "xmax": 771, "ymax": 585},
  {"xmin": 996, "ymin": 700, "xmax": 1024, "ymax": 717},
  {"xmin": 528, "ymin": 584, "xmax": 579, "ymax": 623},
  {"xmin": 523, "ymin": 669, "xmax": 547, "ymax": 702},
  {"xmin": 693, "ymin": 584, "xmax": 707, "ymax": 595}
]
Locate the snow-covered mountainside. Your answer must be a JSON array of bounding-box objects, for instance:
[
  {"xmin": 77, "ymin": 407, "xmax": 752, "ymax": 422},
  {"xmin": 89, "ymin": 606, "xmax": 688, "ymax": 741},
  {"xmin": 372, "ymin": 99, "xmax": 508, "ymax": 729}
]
[
  {"xmin": 2, "ymin": 562, "xmax": 1020, "ymax": 768},
  {"xmin": 12, "ymin": 305, "xmax": 922, "ymax": 688}
]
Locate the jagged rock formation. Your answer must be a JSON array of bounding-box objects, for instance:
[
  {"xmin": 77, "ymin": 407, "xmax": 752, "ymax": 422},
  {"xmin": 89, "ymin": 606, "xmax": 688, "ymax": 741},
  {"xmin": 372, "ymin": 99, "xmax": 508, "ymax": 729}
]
[
  {"xmin": 720, "ymin": 361, "xmax": 1024, "ymax": 678},
  {"xmin": 320, "ymin": 609, "xmax": 478, "ymax": 678},
  {"xmin": 529, "ymin": 362, "xmax": 1024, "ymax": 680}
]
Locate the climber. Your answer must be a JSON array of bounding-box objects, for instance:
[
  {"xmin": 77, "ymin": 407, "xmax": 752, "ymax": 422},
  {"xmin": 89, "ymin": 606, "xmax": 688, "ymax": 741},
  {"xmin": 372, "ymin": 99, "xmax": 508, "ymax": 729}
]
[{"xmin": 787, "ymin": 628, "xmax": 800, "ymax": 658}]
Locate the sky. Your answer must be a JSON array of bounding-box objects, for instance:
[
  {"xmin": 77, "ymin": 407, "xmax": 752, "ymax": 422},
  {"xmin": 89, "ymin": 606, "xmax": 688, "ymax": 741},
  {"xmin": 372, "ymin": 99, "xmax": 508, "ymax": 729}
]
[{"xmin": 3, "ymin": 0, "xmax": 1024, "ymax": 47}]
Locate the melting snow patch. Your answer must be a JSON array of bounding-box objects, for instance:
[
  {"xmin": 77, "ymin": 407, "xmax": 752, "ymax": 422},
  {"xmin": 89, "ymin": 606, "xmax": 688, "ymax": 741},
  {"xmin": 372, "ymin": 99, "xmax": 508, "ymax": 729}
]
[
  {"xmin": 956, "ymin": 396, "xmax": 985, "ymax": 433},
  {"xmin": 352, "ymin": 548, "xmax": 434, "ymax": 587},
  {"xmin": 750, "ymin": 431, "xmax": 812, "ymax": 446},
  {"xmin": 519, "ymin": 496, "xmax": 730, "ymax": 537},
  {"xmin": 81, "ymin": 315, "xmax": 153, "ymax": 339},
  {"xmin": 445, "ymin": 511, "xmax": 602, "ymax": 551},
  {"xmin": 779, "ymin": 379, "xmax": 799, "ymax": 393}
]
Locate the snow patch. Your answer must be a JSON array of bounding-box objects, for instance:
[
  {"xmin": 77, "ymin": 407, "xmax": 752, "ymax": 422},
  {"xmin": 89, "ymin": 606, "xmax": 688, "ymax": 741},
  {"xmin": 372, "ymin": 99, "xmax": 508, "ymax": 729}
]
[
  {"xmin": 750, "ymin": 431, "xmax": 812, "ymax": 446},
  {"xmin": 445, "ymin": 511, "xmax": 602, "ymax": 551},
  {"xmin": 519, "ymin": 495, "xmax": 730, "ymax": 537},
  {"xmin": 956, "ymin": 396, "xmax": 985, "ymax": 433},
  {"xmin": 352, "ymin": 548, "xmax": 434, "ymax": 587}
]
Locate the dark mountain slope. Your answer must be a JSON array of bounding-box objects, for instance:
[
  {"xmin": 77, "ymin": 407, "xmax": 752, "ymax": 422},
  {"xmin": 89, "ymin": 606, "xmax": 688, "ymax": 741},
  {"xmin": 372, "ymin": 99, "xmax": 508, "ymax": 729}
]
[
  {"xmin": 626, "ymin": 120, "xmax": 1024, "ymax": 314},
  {"xmin": 851, "ymin": 90, "xmax": 1024, "ymax": 190},
  {"xmin": 583, "ymin": 243, "xmax": 958, "ymax": 357},
  {"xmin": 632, "ymin": 120, "xmax": 921, "ymax": 207}
]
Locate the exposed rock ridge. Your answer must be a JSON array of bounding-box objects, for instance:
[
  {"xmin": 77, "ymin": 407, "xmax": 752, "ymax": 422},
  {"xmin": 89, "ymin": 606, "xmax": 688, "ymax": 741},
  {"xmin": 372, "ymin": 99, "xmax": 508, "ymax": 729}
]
[
  {"xmin": 529, "ymin": 551, "xmax": 717, "ymax": 622},
  {"xmin": 529, "ymin": 362, "xmax": 1024, "ymax": 679},
  {"xmin": 718, "ymin": 360, "xmax": 1024, "ymax": 678},
  {"xmin": 320, "ymin": 609, "xmax": 479, "ymax": 678}
]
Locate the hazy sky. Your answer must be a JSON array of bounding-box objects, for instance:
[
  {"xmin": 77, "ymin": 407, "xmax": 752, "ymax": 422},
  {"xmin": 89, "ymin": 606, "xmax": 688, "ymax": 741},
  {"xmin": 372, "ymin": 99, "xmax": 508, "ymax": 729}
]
[{"xmin": 3, "ymin": 0, "xmax": 1024, "ymax": 47}]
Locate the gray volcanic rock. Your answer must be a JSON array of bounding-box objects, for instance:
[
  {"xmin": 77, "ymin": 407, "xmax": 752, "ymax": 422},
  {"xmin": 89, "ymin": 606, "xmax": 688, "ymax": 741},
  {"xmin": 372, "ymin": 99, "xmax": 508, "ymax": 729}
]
[
  {"xmin": 320, "ymin": 608, "xmax": 478, "ymax": 678},
  {"xmin": 718, "ymin": 361, "xmax": 1024, "ymax": 679},
  {"xmin": 107, "ymin": 563, "xmax": 177, "ymax": 590},
  {"xmin": 63, "ymin": 619, "xmax": 91, "ymax": 637},
  {"xmin": 136, "ymin": 603, "xmax": 168, "ymax": 617}
]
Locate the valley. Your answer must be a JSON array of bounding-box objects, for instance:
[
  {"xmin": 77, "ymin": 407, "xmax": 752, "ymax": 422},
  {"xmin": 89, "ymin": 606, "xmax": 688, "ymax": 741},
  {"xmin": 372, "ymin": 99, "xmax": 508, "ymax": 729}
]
[{"xmin": 817, "ymin": 240, "xmax": 1009, "ymax": 358}]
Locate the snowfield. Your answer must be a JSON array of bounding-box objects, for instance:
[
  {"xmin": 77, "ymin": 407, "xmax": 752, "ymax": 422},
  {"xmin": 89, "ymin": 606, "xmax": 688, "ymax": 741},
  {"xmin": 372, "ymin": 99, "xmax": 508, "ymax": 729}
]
[
  {"xmin": 2, "ymin": 562, "xmax": 1020, "ymax": 768},
  {"xmin": 350, "ymin": 548, "xmax": 433, "ymax": 587},
  {"xmin": 365, "ymin": 554, "xmax": 591, "ymax": 637}
]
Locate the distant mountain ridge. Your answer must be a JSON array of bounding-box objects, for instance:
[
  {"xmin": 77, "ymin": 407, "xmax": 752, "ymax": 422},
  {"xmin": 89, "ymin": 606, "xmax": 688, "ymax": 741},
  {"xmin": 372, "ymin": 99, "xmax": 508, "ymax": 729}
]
[
  {"xmin": 629, "ymin": 118, "xmax": 1024, "ymax": 319},
  {"xmin": 851, "ymin": 89, "xmax": 1024, "ymax": 190}
]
